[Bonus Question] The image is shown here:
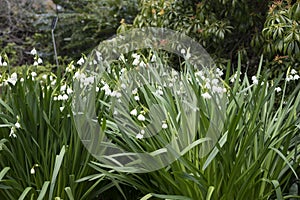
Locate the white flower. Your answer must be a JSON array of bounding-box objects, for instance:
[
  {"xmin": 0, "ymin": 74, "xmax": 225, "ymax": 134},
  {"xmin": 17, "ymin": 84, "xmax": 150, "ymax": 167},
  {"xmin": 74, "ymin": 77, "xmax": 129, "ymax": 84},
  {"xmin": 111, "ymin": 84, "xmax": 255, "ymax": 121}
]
[
  {"xmin": 180, "ymin": 49, "xmax": 186, "ymax": 54},
  {"xmin": 9, "ymin": 128, "xmax": 16, "ymax": 138},
  {"xmin": 216, "ymin": 68, "xmax": 224, "ymax": 77},
  {"xmin": 31, "ymin": 72, "xmax": 37, "ymax": 77},
  {"xmin": 286, "ymin": 75, "xmax": 293, "ymax": 82},
  {"xmin": 74, "ymin": 71, "xmax": 86, "ymax": 80},
  {"xmin": 151, "ymin": 54, "xmax": 157, "ymax": 62},
  {"xmin": 293, "ymin": 74, "xmax": 299, "ymax": 80},
  {"xmin": 2, "ymin": 61, "xmax": 7, "ymax": 66},
  {"xmin": 66, "ymin": 88, "xmax": 73, "ymax": 94},
  {"xmin": 275, "ymin": 87, "xmax": 282, "ymax": 92},
  {"xmin": 134, "ymin": 95, "xmax": 140, "ymax": 101},
  {"xmin": 101, "ymin": 84, "xmax": 111, "ymax": 96},
  {"xmin": 132, "ymin": 58, "xmax": 140, "ymax": 66},
  {"xmin": 132, "ymin": 88, "xmax": 138, "ymax": 95},
  {"xmin": 137, "ymin": 114, "xmax": 146, "ymax": 121},
  {"xmin": 53, "ymin": 96, "xmax": 58, "ymax": 101},
  {"xmin": 136, "ymin": 133, "xmax": 144, "ymax": 139},
  {"xmin": 155, "ymin": 89, "xmax": 163, "ymax": 96},
  {"xmin": 130, "ymin": 109, "xmax": 137, "ymax": 116},
  {"xmin": 60, "ymin": 106, "xmax": 64, "ymax": 112},
  {"xmin": 291, "ymin": 69, "xmax": 297, "ymax": 75},
  {"xmin": 201, "ymin": 92, "xmax": 211, "ymax": 99},
  {"xmin": 62, "ymin": 94, "xmax": 68, "ymax": 100},
  {"xmin": 20, "ymin": 78, "xmax": 24, "ymax": 82},
  {"xmin": 132, "ymin": 53, "xmax": 140, "ymax": 59},
  {"xmin": 77, "ymin": 57, "xmax": 85, "ymax": 65},
  {"xmin": 42, "ymin": 74, "xmax": 47, "ymax": 80},
  {"xmin": 33, "ymin": 61, "xmax": 38, "ymax": 66},
  {"xmin": 66, "ymin": 64, "xmax": 75, "ymax": 72},
  {"xmin": 30, "ymin": 168, "xmax": 35, "ymax": 174},
  {"xmin": 7, "ymin": 72, "xmax": 18, "ymax": 86},
  {"xmin": 162, "ymin": 123, "xmax": 168, "ymax": 129},
  {"xmin": 15, "ymin": 122, "xmax": 21, "ymax": 129},
  {"xmin": 37, "ymin": 58, "xmax": 43, "ymax": 64},
  {"xmin": 252, "ymin": 76, "xmax": 258, "ymax": 85},
  {"xmin": 30, "ymin": 48, "xmax": 37, "ymax": 55},
  {"xmin": 60, "ymin": 85, "xmax": 67, "ymax": 91}
]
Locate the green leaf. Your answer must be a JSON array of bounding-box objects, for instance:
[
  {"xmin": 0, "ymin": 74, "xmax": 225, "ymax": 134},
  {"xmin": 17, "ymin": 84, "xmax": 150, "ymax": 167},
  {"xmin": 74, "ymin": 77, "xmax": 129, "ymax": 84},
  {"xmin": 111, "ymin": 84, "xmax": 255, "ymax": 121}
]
[
  {"xmin": 37, "ymin": 181, "xmax": 50, "ymax": 200},
  {"xmin": 18, "ymin": 187, "xmax": 32, "ymax": 200}
]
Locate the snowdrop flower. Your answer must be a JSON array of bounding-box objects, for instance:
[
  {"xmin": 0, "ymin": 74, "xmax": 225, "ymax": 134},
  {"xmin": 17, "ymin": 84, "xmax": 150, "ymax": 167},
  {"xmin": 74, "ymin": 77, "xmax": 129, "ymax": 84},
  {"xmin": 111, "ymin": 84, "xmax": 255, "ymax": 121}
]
[
  {"xmin": 7, "ymin": 72, "xmax": 18, "ymax": 86},
  {"xmin": 101, "ymin": 84, "xmax": 111, "ymax": 96},
  {"xmin": 66, "ymin": 64, "xmax": 75, "ymax": 72},
  {"xmin": 151, "ymin": 54, "xmax": 157, "ymax": 62},
  {"xmin": 30, "ymin": 168, "xmax": 35, "ymax": 174},
  {"xmin": 77, "ymin": 57, "xmax": 85, "ymax": 65},
  {"xmin": 53, "ymin": 96, "xmax": 58, "ymax": 101},
  {"xmin": 60, "ymin": 85, "xmax": 67, "ymax": 91},
  {"xmin": 42, "ymin": 74, "xmax": 47, "ymax": 80},
  {"xmin": 136, "ymin": 133, "xmax": 144, "ymax": 139},
  {"xmin": 162, "ymin": 122, "xmax": 168, "ymax": 129},
  {"xmin": 30, "ymin": 48, "xmax": 37, "ymax": 55},
  {"xmin": 132, "ymin": 88, "xmax": 138, "ymax": 95},
  {"xmin": 291, "ymin": 69, "xmax": 297, "ymax": 75},
  {"xmin": 31, "ymin": 72, "xmax": 37, "ymax": 77},
  {"xmin": 9, "ymin": 128, "xmax": 17, "ymax": 138},
  {"xmin": 2, "ymin": 61, "xmax": 7, "ymax": 66},
  {"xmin": 60, "ymin": 106, "xmax": 64, "ymax": 112},
  {"xmin": 180, "ymin": 48, "xmax": 186, "ymax": 54},
  {"xmin": 252, "ymin": 76, "xmax": 258, "ymax": 85},
  {"xmin": 15, "ymin": 122, "xmax": 21, "ymax": 129},
  {"xmin": 216, "ymin": 68, "xmax": 224, "ymax": 77},
  {"xmin": 134, "ymin": 95, "xmax": 140, "ymax": 101},
  {"xmin": 137, "ymin": 114, "xmax": 146, "ymax": 121},
  {"xmin": 155, "ymin": 89, "xmax": 163, "ymax": 96},
  {"xmin": 286, "ymin": 75, "xmax": 293, "ymax": 82},
  {"xmin": 130, "ymin": 109, "xmax": 138, "ymax": 116},
  {"xmin": 37, "ymin": 57, "xmax": 43, "ymax": 64},
  {"xmin": 33, "ymin": 61, "xmax": 38, "ymax": 66},
  {"xmin": 293, "ymin": 74, "xmax": 299, "ymax": 80},
  {"xmin": 275, "ymin": 87, "xmax": 282, "ymax": 92},
  {"xmin": 66, "ymin": 87, "xmax": 73, "ymax": 94},
  {"xmin": 74, "ymin": 71, "xmax": 86, "ymax": 80},
  {"xmin": 201, "ymin": 92, "xmax": 211, "ymax": 99}
]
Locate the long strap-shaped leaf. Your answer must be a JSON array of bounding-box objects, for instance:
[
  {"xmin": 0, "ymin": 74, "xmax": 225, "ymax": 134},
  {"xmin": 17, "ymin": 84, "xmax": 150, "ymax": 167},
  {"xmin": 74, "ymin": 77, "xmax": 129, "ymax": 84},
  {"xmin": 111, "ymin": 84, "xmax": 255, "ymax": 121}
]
[{"xmin": 49, "ymin": 146, "xmax": 66, "ymax": 199}]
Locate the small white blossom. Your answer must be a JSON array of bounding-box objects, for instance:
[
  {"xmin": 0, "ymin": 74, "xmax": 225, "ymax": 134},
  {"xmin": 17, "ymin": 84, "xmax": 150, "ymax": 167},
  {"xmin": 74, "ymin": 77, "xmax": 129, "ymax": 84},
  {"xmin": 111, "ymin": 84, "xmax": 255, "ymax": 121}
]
[
  {"xmin": 66, "ymin": 88, "xmax": 73, "ymax": 94},
  {"xmin": 136, "ymin": 133, "xmax": 144, "ymax": 139},
  {"xmin": 30, "ymin": 48, "xmax": 37, "ymax": 55},
  {"xmin": 201, "ymin": 92, "xmax": 211, "ymax": 99},
  {"xmin": 293, "ymin": 74, "xmax": 299, "ymax": 80},
  {"xmin": 180, "ymin": 49, "xmax": 186, "ymax": 54},
  {"xmin": 9, "ymin": 128, "xmax": 16, "ymax": 138},
  {"xmin": 2, "ymin": 61, "xmax": 7, "ymax": 66},
  {"xmin": 275, "ymin": 87, "xmax": 282, "ymax": 92},
  {"xmin": 77, "ymin": 57, "xmax": 85, "ymax": 65},
  {"xmin": 130, "ymin": 109, "xmax": 138, "ymax": 116},
  {"xmin": 132, "ymin": 88, "xmax": 138, "ymax": 95},
  {"xmin": 7, "ymin": 72, "xmax": 18, "ymax": 86},
  {"xmin": 30, "ymin": 168, "xmax": 35, "ymax": 174},
  {"xmin": 291, "ymin": 69, "xmax": 297, "ymax": 75},
  {"xmin": 33, "ymin": 61, "xmax": 38, "ymax": 66},
  {"xmin": 137, "ymin": 114, "xmax": 146, "ymax": 121},
  {"xmin": 37, "ymin": 58, "xmax": 43, "ymax": 64},
  {"xmin": 162, "ymin": 123, "xmax": 168, "ymax": 129},
  {"xmin": 60, "ymin": 106, "xmax": 64, "ymax": 112},
  {"xmin": 31, "ymin": 72, "xmax": 37, "ymax": 77},
  {"xmin": 15, "ymin": 122, "xmax": 21, "ymax": 129},
  {"xmin": 134, "ymin": 95, "xmax": 140, "ymax": 101},
  {"xmin": 252, "ymin": 76, "xmax": 258, "ymax": 85}
]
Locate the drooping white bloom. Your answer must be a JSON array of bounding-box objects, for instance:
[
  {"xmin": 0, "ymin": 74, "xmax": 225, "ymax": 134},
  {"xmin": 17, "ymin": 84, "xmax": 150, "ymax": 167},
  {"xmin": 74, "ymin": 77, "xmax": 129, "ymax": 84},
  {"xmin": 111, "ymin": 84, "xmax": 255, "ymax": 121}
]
[
  {"xmin": 201, "ymin": 92, "xmax": 211, "ymax": 99},
  {"xmin": 293, "ymin": 74, "xmax": 299, "ymax": 80},
  {"xmin": 134, "ymin": 95, "xmax": 140, "ymax": 101},
  {"xmin": 77, "ymin": 57, "xmax": 85, "ymax": 65},
  {"xmin": 60, "ymin": 106, "xmax": 64, "ymax": 112},
  {"xmin": 162, "ymin": 123, "xmax": 168, "ymax": 129},
  {"xmin": 31, "ymin": 72, "xmax": 37, "ymax": 77},
  {"xmin": 252, "ymin": 76, "xmax": 258, "ymax": 85},
  {"xmin": 37, "ymin": 58, "xmax": 43, "ymax": 64},
  {"xmin": 136, "ymin": 133, "xmax": 144, "ymax": 139},
  {"xmin": 132, "ymin": 88, "xmax": 138, "ymax": 95},
  {"xmin": 130, "ymin": 109, "xmax": 137, "ymax": 116},
  {"xmin": 66, "ymin": 88, "xmax": 73, "ymax": 94},
  {"xmin": 7, "ymin": 72, "xmax": 18, "ymax": 86},
  {"xmin": 180, "ymin": 48, "xmax": 186, "ymax": 54},
  {"xmin": 291, "ymin": 69, "xmax": 297, "ymax": 75},
  {"xmin": 137, "ymin": 114, "xmax": 146, "ymax": 121},
  {"xmin": 275, "ymin": 87, "xmax": 282, "ymax": 92},
  {"xmin": 33, "ymin": 61, "xmax": 38, "ymax": 66},
  {"xmin": 2, "ymin": 61, "xmax": 7, "ymax": 66},
  {"xmin": 9, "ymin": 128, "xmax": 16, "ymax": 138},
  {"xmin": 30, "ymin": 168, "xmax": 35, "ymax": 174},
  {"xmin": 15, "ymin": 122, "xmax": 21, "ymax": 129},
  {"xmin": 30, "ymin": 48, "xmax": 37, "ymax": 55}
]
